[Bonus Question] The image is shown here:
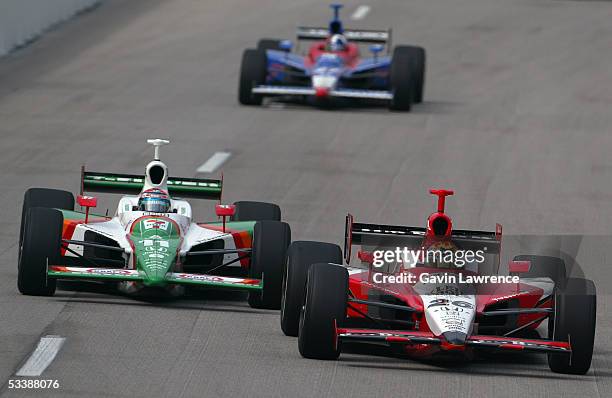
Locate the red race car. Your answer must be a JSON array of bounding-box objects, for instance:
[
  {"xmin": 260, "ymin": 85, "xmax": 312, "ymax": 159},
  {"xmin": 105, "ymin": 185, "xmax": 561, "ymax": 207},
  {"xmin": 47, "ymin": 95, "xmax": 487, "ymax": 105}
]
[{"xmin": 280, "ymin": 189, "xmax": 596, "ymax": 374}]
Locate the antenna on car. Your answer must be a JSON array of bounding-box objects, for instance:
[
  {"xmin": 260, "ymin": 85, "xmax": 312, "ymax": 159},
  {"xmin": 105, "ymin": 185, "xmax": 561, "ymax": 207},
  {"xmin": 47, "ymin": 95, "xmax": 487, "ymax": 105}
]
[{"xmin": 147, "ymin": 139, "xmax": 170, "ymax": 161}]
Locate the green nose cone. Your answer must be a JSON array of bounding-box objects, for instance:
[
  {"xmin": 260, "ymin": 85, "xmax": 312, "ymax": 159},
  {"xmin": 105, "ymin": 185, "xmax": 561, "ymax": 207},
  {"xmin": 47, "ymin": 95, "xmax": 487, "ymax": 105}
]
[{"xmin": 130, "ymin": 216, "xmax": 181, "ymax": 287}]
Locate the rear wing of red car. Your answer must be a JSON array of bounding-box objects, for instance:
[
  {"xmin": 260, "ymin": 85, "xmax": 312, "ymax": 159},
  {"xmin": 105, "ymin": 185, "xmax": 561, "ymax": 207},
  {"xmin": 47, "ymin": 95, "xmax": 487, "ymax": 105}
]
[
  {"xmin": 344, "ymin": 214, "xmax": 501, "ymax": 263},
  {"xmin": 81, "ymin": 168, "xmax": 222, "ymax": 200},
  {"xmin": 296, "ymin": 26, "xmax": 391, "ymax": 44}
]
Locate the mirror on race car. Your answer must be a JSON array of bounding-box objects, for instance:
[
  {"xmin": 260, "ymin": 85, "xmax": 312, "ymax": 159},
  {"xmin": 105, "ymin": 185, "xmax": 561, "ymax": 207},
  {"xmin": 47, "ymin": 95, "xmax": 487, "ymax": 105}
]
[
  {"xmin": 215, "ymin": 204, "xmax": 236, "ymax": 233},
  {"xmin": 77, "ymin": 195, "xmax": 98, "ymax": 208},
  {"xmin": 77, "ymin": 195, "xmax": 98, "ymax": 223},
  {"xmin": 215, "ymin": 204, "xmax": 236, "ymax": 217},
  {"xmin": 508, "ymin": 260, "xmax": 530, "ymax": 274},
  {"xmin": 369, "ymin": 44, "xmax": 384, "ymax": 55},
  {"xmin": 280, "ymin": 40, "xmax": 293, "ymax": 51}
]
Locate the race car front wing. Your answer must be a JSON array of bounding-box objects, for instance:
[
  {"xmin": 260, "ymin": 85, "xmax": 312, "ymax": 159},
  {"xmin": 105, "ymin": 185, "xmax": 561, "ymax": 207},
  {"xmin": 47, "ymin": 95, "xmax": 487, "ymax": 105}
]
[
  {"xmin": 252, "ymin": 85, "xmax": 393, "ymax": 100},
  {"xmin": 336, "ymin": 327, "xmax": 571, "ymax": 354},
  {"xmin": 47, "ymin": 266, "xmax": 263, "ymax": 291}
]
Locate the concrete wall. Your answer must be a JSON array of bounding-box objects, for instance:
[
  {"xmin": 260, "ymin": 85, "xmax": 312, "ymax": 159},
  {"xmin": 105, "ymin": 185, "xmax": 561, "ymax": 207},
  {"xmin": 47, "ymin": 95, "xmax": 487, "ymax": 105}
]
[{"xmin": 0, "ymin": 0, "xmax": 100, "ymax": 56}]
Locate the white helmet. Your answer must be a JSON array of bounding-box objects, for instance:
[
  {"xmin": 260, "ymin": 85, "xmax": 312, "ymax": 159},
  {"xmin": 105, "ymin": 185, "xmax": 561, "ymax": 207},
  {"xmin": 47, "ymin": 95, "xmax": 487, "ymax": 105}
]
[{"xmin": 328, "ymin": 34, "xmax": 348, "ymax": 51}]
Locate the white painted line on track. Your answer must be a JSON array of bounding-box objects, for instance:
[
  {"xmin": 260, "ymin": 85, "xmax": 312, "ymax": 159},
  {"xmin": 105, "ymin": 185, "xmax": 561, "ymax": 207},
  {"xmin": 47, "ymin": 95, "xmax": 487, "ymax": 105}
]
[
  {"xmin": 196, "ymin": 151, "xmax": 232, "ymax": 173},
  {"xmin": 16, "ymin": 335, "xmax": 65, "ymax": 377},
  {"xmin": 351, "ymin": 5, "xmax": 371, "ymax": 20}
]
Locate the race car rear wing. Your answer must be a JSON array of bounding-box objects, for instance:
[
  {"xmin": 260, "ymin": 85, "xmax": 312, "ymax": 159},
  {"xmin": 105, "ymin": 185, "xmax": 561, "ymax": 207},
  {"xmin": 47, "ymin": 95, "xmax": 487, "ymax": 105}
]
[
  {"xmin": 81, "ymin": 167, "xmax": 222, "ymax": 200},
  {"xmin": 296, "ymin": 26, "xmax": 391, "ymax": 44},
  {"xmin": 344, "ymin": 214, "xmax": 501, "ymax": 263}
]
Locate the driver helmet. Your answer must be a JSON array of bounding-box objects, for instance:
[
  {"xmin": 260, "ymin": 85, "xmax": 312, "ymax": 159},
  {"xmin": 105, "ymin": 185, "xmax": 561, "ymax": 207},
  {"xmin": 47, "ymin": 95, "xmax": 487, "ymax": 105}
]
[
  {"xmin": 138, "ymin": 188, "xmax": 171, "ymax": 213},
  {"xmin": 328, "ymin": 34, "xmax": 348, "ymax": 51},
  {"xmin": 421, "ymin": 239, "xmax": 459, "ymax": 269}
]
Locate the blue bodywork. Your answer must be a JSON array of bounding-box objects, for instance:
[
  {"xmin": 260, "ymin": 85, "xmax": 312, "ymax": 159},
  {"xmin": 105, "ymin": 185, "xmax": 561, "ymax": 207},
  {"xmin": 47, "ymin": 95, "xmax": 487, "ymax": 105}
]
[{"xmin": 264, "ymin": 49, "xmax": 391, "ymax": 90}]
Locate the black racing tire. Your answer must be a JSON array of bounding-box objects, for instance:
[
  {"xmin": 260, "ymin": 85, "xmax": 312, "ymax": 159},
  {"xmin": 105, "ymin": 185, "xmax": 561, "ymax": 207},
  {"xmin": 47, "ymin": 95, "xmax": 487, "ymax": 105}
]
[
  {"xmin": 404, "ymin": 45, "xmax": 426, "ymax": 103},
  {"xmin": 238, "ymin": 49, "xmax": 267, "ymax": 105},
  {"xmin": 19, "ymin": 188, "xmax": 73, "ymax": 259},
  {"xmin": 298, "ymin": 263, "xmax": 348, "ymax": 359},
  {"xmin": 232, "ymin": 201, "xmax": 281, "ymax": 222},
  {"xmin": 513, "ymin": 255, "xmax": 567, "ymax": 287},
  {"xmin": 248, "ymin": 220, "xmax": 291, "ymax": 309},
  {"xmin": 548, "ymin": 278, "xmax": 596, "ymax": 375},
  {"xmin": 280, "ymin": 241, "xmax": 343, "ymax": 336},
  {"xmin": 18, "ymin": 207, "xmax": 63, "ymax": 296},
  {"xmin": 257, "ymin": 38, "xmax": 285, "ymax": 52},
  {"xmin": 389, "ymin": 46, "xmax": 416, "ymax": 111}
]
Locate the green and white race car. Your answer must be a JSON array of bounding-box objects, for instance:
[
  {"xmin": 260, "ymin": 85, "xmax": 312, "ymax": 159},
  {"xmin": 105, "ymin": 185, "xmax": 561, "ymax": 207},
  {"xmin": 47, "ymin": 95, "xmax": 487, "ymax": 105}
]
[{"xmin": 18, "ymin": 139, "xmax": 291, "ymax": 309}]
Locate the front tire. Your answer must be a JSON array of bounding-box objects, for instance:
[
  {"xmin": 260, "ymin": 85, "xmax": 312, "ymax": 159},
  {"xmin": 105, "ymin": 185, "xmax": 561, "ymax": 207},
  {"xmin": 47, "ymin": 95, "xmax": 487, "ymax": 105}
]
[
  {"xmin": 548, "ymin": 278, "xmax": 596, "ymax": 374},
  {"xmin": 18, "ymin": 207, "xmax": 63, "ymax": 296},
  {"xmin": 298, "ymin": 263, "xmax": 348, "ymax": 359},
  {"xmin": 248, "ymin": 220, "xmax": 291, "ymax": 309},
  {"xmin": 238, "ymin": 49, "xmax": 267, "ymax": 105},
  {"xmin": 280, "ymin": 241, "xmax": 343, "ymax": 336}
]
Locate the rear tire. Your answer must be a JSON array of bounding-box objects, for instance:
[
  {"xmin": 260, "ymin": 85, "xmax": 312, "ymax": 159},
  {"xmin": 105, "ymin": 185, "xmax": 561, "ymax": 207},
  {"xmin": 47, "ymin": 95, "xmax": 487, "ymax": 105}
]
[
  {"xmin": 298, "ymin": 263, "xmax": 348, "ymax": 359},
  {"xmin": 248, "ymin": 221, "xmax": 291, "ymax": 309},
  {"xmin": 257, "ymin": 38, "xmax": 284, "ymax": 52},
  {"xmin": 389, "ymin": 46, "xmax": 416, "ymax": 111},
  {"xmin": 280, "ymin": 241, "xmax": 343, "ymax": 336},
  {"xmin": 20, "ymin": 188, "xmax": 73, "ymax": 258},
  {"xmin": 18, "ymin": 207, "xmax": 63, "ymax": 296},
  {"xmin": 548, "ymin": 278, "xmax": 596, "ymax": 375},
  {"xmin": 232, "ymin": 201, "xmax": 281, "ymax": 222},
  {"xmin": 513, "ymin": 255, "xmax": 567, "ymax": 286},
  {"xmin": 238, "ymin": 49, "xmax": 267, "ymax": 105}
]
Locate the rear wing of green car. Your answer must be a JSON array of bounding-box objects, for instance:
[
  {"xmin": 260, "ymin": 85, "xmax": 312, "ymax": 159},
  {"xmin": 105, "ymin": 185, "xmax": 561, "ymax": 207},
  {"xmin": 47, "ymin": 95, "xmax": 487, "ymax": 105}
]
[{"xmin": 80, "ymin": 167, "xmax": 222, "ymax": 200}]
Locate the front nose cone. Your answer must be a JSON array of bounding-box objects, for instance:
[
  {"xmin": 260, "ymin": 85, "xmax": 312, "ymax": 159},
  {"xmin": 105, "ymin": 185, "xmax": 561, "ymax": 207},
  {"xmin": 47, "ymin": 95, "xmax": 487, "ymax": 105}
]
[
  {"xmin": 312, "ymin": 75, "xmax": 337, "ymax": 97},
  {"xmin": 442, "ymin": 331, "xmax": 467, "ymax": 346}
]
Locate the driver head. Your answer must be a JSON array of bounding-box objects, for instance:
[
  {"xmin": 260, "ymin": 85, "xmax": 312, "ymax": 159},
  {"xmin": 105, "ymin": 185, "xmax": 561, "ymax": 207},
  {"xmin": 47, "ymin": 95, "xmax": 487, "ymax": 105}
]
[
  {"xmin": 328, "ymin": 34, "xmax": 348, "ymax": 51},
  {"xmin": 138, "ymin": 188, "xmax": 171, "ymax": 213}
]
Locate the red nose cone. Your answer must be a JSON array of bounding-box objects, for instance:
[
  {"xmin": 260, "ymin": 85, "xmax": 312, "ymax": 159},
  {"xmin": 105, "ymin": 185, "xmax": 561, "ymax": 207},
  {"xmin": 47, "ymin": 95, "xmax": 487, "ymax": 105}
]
[{"xmin": 315, "ymin": 87, "xmax": 329, "ymax": 98}]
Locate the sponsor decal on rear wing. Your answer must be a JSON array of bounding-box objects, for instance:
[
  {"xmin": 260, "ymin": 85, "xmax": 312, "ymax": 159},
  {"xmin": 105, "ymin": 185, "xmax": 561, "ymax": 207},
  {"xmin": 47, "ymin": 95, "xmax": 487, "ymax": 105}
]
[
  {"xmin": 81, "ymin": 168, "xmax": 222, "ymax": 200},
  {"xmin": 296, "ymin": 26, "xmax": 390, "ymax": 44}
]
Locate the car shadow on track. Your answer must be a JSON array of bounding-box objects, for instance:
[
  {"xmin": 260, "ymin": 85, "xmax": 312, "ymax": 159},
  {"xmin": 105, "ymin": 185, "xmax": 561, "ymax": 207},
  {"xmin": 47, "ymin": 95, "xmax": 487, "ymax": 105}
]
[
  {"xmin": 53, "ymin": 280, "xmax": 271, "ymax": 314},
  {"xmin": 261, "ymin": 98, "xmax": 461, "ymax": 115},
  {"xmin": 339, "ymin": 343, "xmax": 610, "ymax": 380}
]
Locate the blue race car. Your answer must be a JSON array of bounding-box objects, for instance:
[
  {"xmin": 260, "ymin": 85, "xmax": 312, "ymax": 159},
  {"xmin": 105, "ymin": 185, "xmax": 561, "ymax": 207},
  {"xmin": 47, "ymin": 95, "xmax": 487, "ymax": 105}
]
[{"xmin": 238, "ymin": 4, "xmax": 426, "ymax": 111}]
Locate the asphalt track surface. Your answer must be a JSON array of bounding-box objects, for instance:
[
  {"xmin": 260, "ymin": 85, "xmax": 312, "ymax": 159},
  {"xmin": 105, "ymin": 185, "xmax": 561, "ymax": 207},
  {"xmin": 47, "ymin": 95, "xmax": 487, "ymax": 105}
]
[{"xmin": 1, "ymin": 0, "xmax": 612, "ymax": 397}]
